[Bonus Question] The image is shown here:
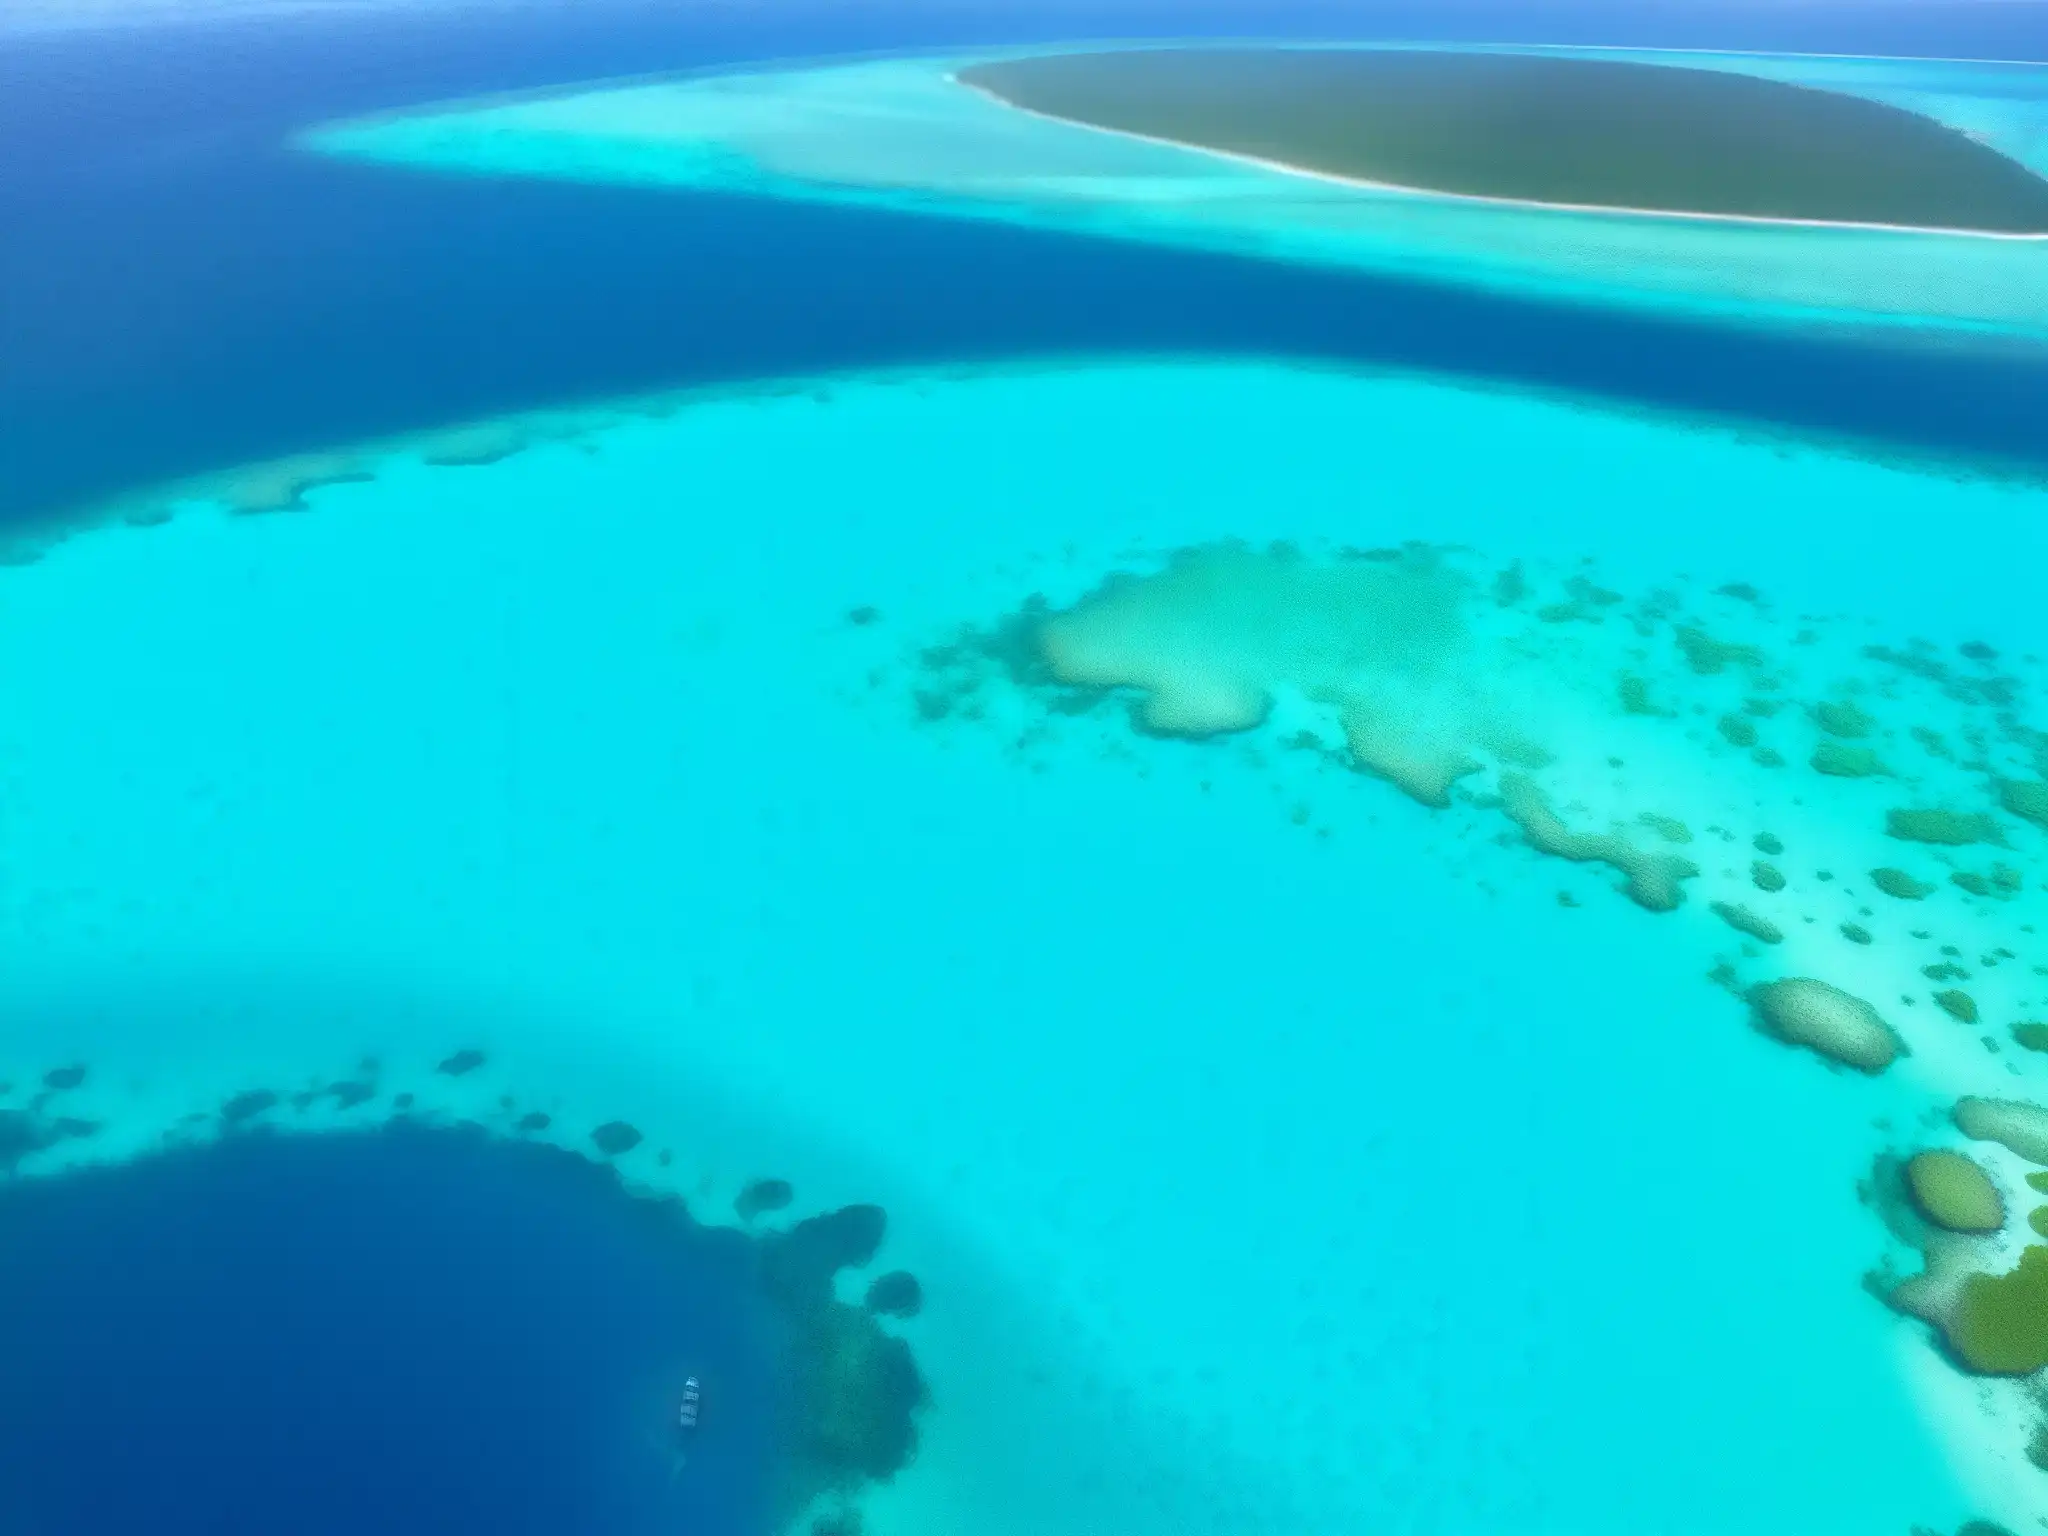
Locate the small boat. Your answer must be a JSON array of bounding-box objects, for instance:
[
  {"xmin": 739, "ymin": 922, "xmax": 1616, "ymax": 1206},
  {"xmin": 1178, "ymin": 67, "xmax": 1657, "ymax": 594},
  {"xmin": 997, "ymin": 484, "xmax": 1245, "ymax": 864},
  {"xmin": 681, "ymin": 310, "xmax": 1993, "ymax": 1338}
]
[{"xmin": 678, "ymin": 1376, "xmax": 702, "ymax": 1435}]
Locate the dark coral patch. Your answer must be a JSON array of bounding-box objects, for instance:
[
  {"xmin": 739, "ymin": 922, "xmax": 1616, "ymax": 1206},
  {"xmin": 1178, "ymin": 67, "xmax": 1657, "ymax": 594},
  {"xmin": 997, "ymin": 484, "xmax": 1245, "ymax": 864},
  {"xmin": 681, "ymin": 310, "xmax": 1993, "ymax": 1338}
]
[
  {"xmin": 41, "ymin": 1066, "xmax": 86, "ymax": 1093},
  {"xmin": 591, "ymin": 1121, "xmax": 644, "ymax": 1156},
  {"xmin": 220, "ymin": 1090, "xmax": 280, "ymax": 1127},
  {"xmin": 1870, "ymin": 867, "xmax": 1933, "ymax": 900},
  {"xmin": 1887, "ymin": 808, "xmax": 2003, "ymax": 846},
  {"xmin": 758, "ymin": 1205, "xmax": 925, "ymax": 1501},
  {"xmin": 1947, "ymin": 1246, "xmax": 2048, "ymax": 1375},
  {"xmin": 299, "ymin": 1077, "xmax": 377, "ymax": 1111},
  {"xmin": 0, "ymin": 1109, "xmax": 98, "ymax": 1174},
  {"xmin": 863, "ymin": 1271, "xmax": 924, "ymax": 1319},
  {"xmin": 736, "ymin": 1177, "xmax": 796, "ymax": 1222},
  {"xmin": 437, "ymin": 1049, "xmax": 488, "ymax": 1077},
  {"xmin": 1935, "ymin": 989, "xmax": 1980, "ymax": 1024}
]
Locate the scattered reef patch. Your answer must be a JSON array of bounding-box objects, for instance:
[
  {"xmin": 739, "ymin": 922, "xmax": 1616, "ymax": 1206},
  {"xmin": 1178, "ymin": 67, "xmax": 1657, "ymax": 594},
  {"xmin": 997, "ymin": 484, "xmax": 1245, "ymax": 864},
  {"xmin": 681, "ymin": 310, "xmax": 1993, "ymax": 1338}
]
[
  {"xmin": 880, "ymin": 529, "xmax": 2048, "ymax": 1505},
  {"xmin": 1815, "ymin": 700, "xmax": 1875, "ymax": 738},
  {"xmin": 1905, "ymin": 1149, "xmax": 2006, "ymax": 1234},
  {"xmin": 1712, "ymin": 901, "xmax": 1783, "ymax": 945},
  {"xmin": 1997, "ymin": 779, "xmax": 2048, "ymax": 829},
  {"xmin": 1954, "ymin": 1098, "xmax": 2048, "ymax": 1166},
  {"xmin": 1889, "ymin": 809, "xmax": 2004, "ymax": 847},
  {"xmin": 1035, "ymin": 541, "xmax": 1469, "ymax": 740},
  {"xmin": 758, "ymin": 1205, "xmax": 928, "ymax": 1507},
  {"xmin": 1934, "ymin": 989, "xmax": 1981, "ymax": 1024},
  {"xmin": 1947, "ymin": 1247, "xmax": 2048, "ymax": 1375},
  {"xmin": 1500, "ymin": 775, "xmax": 1700, "ymax": 911},
  {"xmin": 1871, "ymin": 868, "xmax": 1935, "ymax": 901},
  {"xmin": 0, "ymin": 1068, "xmax": 100, "ymax": 1173},
  {"xmin": 1751, "ymin": 978, "xmax": 1905, "ymax": 1074},
  {"xmin": 738, "ymin": 1177, "xmax": 798, "ymax": 1222},
  {"xmin": 1813, "ymin": 742, "xmax": 1887, "ymax": 778},
  {"xmin": 864, "ymin": 1271, "xmax": 925, "ymax": 1319}
]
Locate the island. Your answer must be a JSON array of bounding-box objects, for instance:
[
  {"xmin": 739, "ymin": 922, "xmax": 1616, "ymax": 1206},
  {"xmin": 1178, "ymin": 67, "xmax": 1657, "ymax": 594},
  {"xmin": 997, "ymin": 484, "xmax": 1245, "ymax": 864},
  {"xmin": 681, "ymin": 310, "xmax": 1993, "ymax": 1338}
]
[{"xmin": 957, "ymin": 49, "xmax": 2048, "ymax": 234}]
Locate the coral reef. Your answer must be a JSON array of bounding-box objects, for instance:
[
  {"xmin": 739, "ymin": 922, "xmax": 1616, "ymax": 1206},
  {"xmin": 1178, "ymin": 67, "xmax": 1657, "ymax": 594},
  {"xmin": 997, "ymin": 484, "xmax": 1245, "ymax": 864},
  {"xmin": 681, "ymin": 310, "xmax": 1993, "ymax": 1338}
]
[
  {"xmin": 1888, "ymin": 810, "xmax": 2004, "ymax": 847},
  {"xmin": 1954, "ymin": 1099, "xmax": 2048, "ymax": 1166},
  {"xmin": 738, "ymin": 1177, "xmax": 797, "ymax": 1221},
  {"xmin": 1904, "ymin": 1150, "xmax": 2005, "ymax": 1234},
  {"xmin": 760, "ymin": 1206, "xmax": 928, "ymax": 1506},
  {"xmin": 1946, "ymin": 1248, "xmax": 2048, "ymax": 1375},
  {"xmin": 1871, "ymin": 868, "xmax": 1934, "ymax": 900},
  {"xmin": 1499, "ymin": 776, "xmax": 1698, "ymax": 912},
  {"xmin": 1751, "ymin": 979, "xmax": 1905, "ymax": 1074},
  {"xmin": 590, "ymin": 1121, "xmax": 644, "ymax": 1156}
]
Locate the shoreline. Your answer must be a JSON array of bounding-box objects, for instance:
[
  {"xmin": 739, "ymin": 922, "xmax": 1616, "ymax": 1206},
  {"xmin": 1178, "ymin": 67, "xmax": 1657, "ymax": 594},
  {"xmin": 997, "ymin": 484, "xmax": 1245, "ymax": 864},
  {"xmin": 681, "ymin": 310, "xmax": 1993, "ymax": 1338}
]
[{"xmin": 953, "ymin": 72, "xmax": 2048, "ymax": 243}]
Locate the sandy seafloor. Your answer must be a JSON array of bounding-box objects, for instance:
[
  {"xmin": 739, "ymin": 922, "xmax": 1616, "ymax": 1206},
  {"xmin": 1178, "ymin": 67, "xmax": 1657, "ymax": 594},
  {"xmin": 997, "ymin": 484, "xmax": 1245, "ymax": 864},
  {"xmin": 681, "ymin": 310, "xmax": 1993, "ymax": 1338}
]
[{"xmin": 9, "ymin": 351, "xmax": 2048, "ymax": 1534}]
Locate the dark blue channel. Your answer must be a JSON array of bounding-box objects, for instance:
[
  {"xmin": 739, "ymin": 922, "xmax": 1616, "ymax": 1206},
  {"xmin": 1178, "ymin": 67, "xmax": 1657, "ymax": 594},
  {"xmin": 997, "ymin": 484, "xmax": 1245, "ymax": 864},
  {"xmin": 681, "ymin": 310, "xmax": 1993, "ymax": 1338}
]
[
  {"xmin": 0, "ymin": 1123, "xmax": 786, "ymax": 1536},
  {"xmin": 1, "ymin": 0, "xmax": 2045, "ymax": 533}
]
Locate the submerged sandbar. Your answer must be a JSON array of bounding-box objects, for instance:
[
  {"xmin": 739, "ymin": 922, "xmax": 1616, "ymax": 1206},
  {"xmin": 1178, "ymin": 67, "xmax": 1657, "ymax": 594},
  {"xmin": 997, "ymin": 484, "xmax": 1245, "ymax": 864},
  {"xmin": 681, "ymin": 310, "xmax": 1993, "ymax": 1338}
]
[{"xmin": 959, "ymin": 49, "xmax": 2048, "ymax": 234}]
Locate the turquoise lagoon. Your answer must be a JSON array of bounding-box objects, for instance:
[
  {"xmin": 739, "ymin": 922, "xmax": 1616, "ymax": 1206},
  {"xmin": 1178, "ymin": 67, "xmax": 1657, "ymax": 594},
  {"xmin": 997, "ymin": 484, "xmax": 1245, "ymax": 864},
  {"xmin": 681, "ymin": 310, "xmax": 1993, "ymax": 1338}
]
[{"xmin": 9, "ymin": 38, "xmax": 2048, "ymax": 1536}]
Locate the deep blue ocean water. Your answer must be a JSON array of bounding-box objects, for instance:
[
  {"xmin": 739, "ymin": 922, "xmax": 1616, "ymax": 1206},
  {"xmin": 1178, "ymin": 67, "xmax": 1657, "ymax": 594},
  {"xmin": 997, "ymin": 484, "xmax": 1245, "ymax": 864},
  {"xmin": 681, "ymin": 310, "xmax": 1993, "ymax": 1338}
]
[
  {"xmin": 0, "ymin": 1122, "xmax": 783, "ymax": 1535},
  {"xmin": 3, "ymin": 0, "xmax": 2046, "ymax": 535}
]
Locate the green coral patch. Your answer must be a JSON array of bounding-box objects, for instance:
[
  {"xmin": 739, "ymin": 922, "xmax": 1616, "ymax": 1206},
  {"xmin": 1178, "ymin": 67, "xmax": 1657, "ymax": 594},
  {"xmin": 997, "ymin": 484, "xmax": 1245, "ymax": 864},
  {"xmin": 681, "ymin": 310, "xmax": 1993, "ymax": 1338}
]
[
  {"xmin": 1955, "ymin": 1098, "xmax": 2048, "ymax": 1165},
  {"xmin": 1716, "ymin": 714, "xmax": 1758, "ymax": 748},
  {"xmin": 1947, "ymin": 1245, "xmax": 2048, "ymax": 1375},
  {"xmin": 1751, "ymin": 977, "xmax": 1905, "ymax": 1074},
  {"xmin": 1870, "ymin": 867, "xmax": 1933, "ymax": 900},
  {"xmin": 1751, "ymin": 860, "xmax": 1786, "ymax": 893},
  {"xmin": 1813, "ymin": 700, "xmax": 1874, "ymax": 737},
  {"xmin": 1905, "ymin": 1149, "xmax": 2005, "ymax": 1233},
  {"xmin": 1498, "ymin": 774, "xmax": 1698, "ymax": 912},
  {"xmin": 2012, "ymin": 1023, "xmax": 2048, "ymax": 1052},
  {"xmin": 1342, "ymin": 708, "xmax": 1482, "ymax": 807},
  {"xmin": 1934, "ymin": 989, "xmax": 1980, "ymax": 1024},
  {"xmin": 1812, "ymin": 742, "xmax": 1887, "ymax": 777},
  {"xmin": 1997, "ymin": 778, "xmax": 2048, "ymax": 829},
  {"xmin": 1887, "ymin": 808, "xmax": 2003, "ymax": 846},
  {"xmin": 1675, "ymin": 626, "xmax": 1763, "ymax": 675},
  {"xmin": 1949, "ymin": 868, "xmax": 2015, "ymax": 901},
  {"xmin": 1712, "ymin": 901, "xmax": 1783, "ymax": 944},
  {"xmin": 1617, "ymin": 675, "xmax": 1669, "ymax": 717},
  {"xmin": 1638, "ymin": 813, "xmax": 1693, "ymax": 843}
]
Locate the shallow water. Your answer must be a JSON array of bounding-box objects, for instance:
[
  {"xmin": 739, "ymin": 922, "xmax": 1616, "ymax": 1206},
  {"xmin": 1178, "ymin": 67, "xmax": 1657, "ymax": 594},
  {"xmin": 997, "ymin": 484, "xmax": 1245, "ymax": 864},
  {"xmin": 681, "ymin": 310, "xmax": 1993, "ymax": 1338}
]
[{"xmin": 4, "ymin": 6, "xmax": 2048, "ymax": 1536}]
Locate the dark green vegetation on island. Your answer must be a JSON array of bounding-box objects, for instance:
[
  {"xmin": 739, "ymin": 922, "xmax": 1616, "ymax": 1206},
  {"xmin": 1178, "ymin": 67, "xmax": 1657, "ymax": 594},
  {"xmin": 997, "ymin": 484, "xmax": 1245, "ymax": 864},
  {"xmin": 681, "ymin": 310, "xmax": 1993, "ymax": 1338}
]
[{"xmin": 959, "ymin": 49, "xmax": 2048, "ymax": 233}]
